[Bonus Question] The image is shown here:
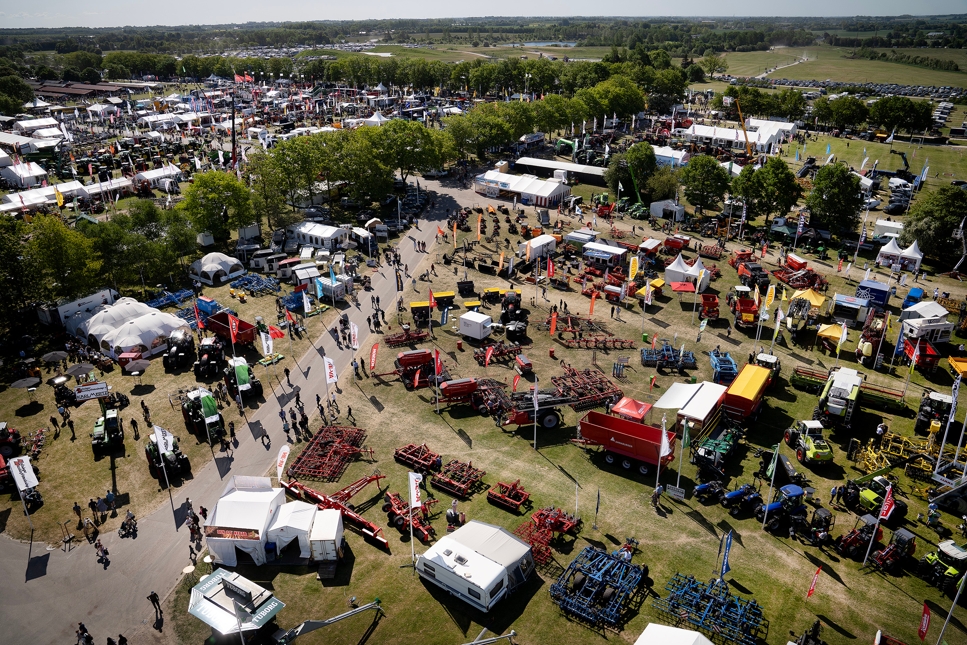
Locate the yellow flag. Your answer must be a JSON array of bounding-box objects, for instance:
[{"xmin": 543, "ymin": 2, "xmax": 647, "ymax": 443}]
[
  {"xmin": 629, "ymin": 256, "xmax": 639, "ymax": 281},
  {"xmin": 54, "ymin": 187, "xmax": 64, "ymax": 207},
  {"xmin": 781, "ymin": 287, "xmax": 788, "ymax": 302},
  {"xmin": 765, "ymin": 284, "xmax": 776, "ymax": 308},
  {"xmin": 754, "ymin": 284, "xmax": 760, "ymax": 306},
  {"xmin": 476, "ymin": 212, "xmax": 482, "ymax": 241},
  {"xmin": 452, "ymin": 221, "xmax": 457, "ymax": 250}
]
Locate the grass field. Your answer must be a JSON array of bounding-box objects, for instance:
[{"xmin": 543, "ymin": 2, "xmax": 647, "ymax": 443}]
[
  {"xmin": 722, "ymin": 47, "xmax": 821, "ymax": 78},
  {"xmin": 765, "ymin": 47, "xmax": 967, "ymax": 88}
]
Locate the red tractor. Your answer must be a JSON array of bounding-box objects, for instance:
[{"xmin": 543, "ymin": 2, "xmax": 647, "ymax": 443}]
[
  {"xmin": 729, "ymin": 249, "xmax": 755, "ymax": 269},
  {"xmin": 870, "ymin": 528, "xmax": 917, "ymax": 573},
  {"xmin": 835, "ymin": 514, "xmax": 883, "ymax": 559}
]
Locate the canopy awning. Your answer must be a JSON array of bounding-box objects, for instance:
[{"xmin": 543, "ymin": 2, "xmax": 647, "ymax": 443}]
[
  {"xmin": 670, "ymin": 282, "xmax": 696, "ymax": 293},
  {"xmin": 791, "ymin": 288, "xmax": 826, "ymax": 307},
  {"xmin": 610, "ymin": 397, "xmax": 652, "ymax": 422},
  {"xmin": 817, "ymin": 323, "xmax": 845, "ymax": 342}
]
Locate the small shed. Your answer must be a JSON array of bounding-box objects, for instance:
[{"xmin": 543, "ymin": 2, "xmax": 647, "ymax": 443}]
[
  {"xmin": 650, "ymin": 199, "xmax": 685, "ymax": 221},
  {"xmin": 266, "ymin": 500, "xmax": 317, "ymax": 560},
  {"xmin": 582, "ymin": 241, "xmax": 627, "ymax": 269},
  {"xmin": 308, "ymin": 508, "xmax": 344, "ymax": 562}
]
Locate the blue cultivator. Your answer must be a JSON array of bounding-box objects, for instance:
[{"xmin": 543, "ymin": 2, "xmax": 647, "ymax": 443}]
[
  {"xmin": 710, "ymin": 349, "xmax": 739, "ymax": 384},
  {"xmin": 653, "ymin": 573, "xmax": 769, "ymax": 645},
  {"xmin": 549, "ymin": 546, "xmax": 645, "ymax": 629},
  {"xmin": 145, "ymin": 288, "xmax": 194, "ymax": 309},
  {"xmin": 229, "ymin": 274, "xmax": 281, "ymax": 295},
  {"xmin": 640, "ymin": 340, "xmax": 696, "ymax": 372}
]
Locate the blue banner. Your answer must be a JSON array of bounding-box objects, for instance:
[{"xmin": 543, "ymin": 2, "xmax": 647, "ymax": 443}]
[
  {"xmin": 441, "ymin": 308, "xmax": 449, "ymax": 326},
  {"xmin": 720, "ymin": 530, "xmax": 733, "ymax": 579}
]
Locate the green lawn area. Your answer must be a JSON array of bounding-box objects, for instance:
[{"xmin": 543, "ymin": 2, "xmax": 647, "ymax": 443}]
[
  {"xmin": 872, "ymin": 47, "xmax": 967, "ymax": 71},
  {"xmin": 723, "ymin": 47, "xmax": 822, "ymax": 78},
  {"xmin": 766, "ymin": 47, "xmax": 967, "ymax": 88}
]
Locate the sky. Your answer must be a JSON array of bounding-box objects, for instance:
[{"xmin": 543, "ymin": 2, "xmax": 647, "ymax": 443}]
[{"xmin": 0, "ymin": 2, "xmax": 964, "ymax": 29}]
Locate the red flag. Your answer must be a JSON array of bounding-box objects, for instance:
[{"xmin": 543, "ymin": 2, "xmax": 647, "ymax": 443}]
[
  {"xmin": 484, "ymin": 345, "xmax": 495, "ymax": 367},
  {"xmin": 244, "ymin": 74, "xmax": 253, "ymax": 82},
  {"xmin": 513, "ymin": 373, "xmax": 521, "ymax": 392},
  {"xmin": 227, "ymin": 314, "xmax": 240, "ymax": 344},
  {"xmin": 550, "ymin": 311, "xmax": 558, "ymax": 336},
  {"xmin": 294, "ymin": 283, "xmax": 308, "ymax": 293},
  {"xmin": 649, "ymin": 375, "xmax": 657, "ymax": 391},
  {"xmin": 806, "ymin": 566, "xmax": 821, "ymax": 598},
  {"xmin": 880, "ymin": 485, "xmax": 895, "ymax": 520},
  {"xmin": 269, "ymin": 325, "xmax": 285, "ymax": 339},
  {"xmin": 918, "ymin": 602, "xmax": 931, "ymax": 640},
  {"xmin": 413, "ymin": 369, "xmax": 420, "ymax": 389},
  {"xmin": 651, "ymin": 334, "xmax": 658, "ymax": 351},
  {"xmin": 370, "ymin": 343, "xmax": 379, "ymax": 372},
  {"xmin": 234, "ymin": 74, "xmax": 244, "ymax": 82},
  {"xmin": 837, "ymin": 257, "xmax": 844, "ymax": 272},
  {"xmin": 589, "ymin": 292, "xmax": 597, "ymax": 315},
  {"xmin": 434, "ymin": 349, "xmax": 442, "ymax": 376},
  {"xmin": 194, "ymin": 302, "xmax": 205, "ymax": 329},
  {"xmin": 428, "ymin": 289, "xmax": 436, "ymax": 309},
  {"xmin": 548, "ymin": 259, "xmax": 555, "ymax": 278},
  {"xmin": 437, "ymin": 226, "xmax": 445, "ymax": 236},
  {"xmin": 285, "ymin": 309, "xmax": 294, "ymax": 324}
]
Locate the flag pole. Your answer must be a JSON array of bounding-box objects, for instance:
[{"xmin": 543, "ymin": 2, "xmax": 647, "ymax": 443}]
[
  {"xmin": 762, "ymin": 445, "xmax": 780, "ymax": 529},
  {"xmin": 862, "ymin": 494, "xmax": 887, "ymax": 566},
  {"xmin": 676, "ymin": 421, "xmax": 686, "ymax": 489},
  {"xmin": 902, "ymin": 339, "xmax": 919, "ymax": 397},
  {"xmin": 532, "ymin": 377, "xmax": 539, "ymax": 451},
  {"xmin": 656, "ymin": 415, "xmax": 666, "ymax": 490},
  {"xmin": 936, "ymin": 573, "xmax": 967, "ymax": 645}
]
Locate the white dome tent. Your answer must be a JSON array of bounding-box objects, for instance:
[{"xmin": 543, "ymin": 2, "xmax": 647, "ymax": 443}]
[
  {"xmin": 99, "ymin": 311, "xmax": 188, "ymax": 357},
  {"xmin": 664, "ymin": 253, "xmax": 692, "ymax": 284},
  {"xmin": 79, "ymin": 298, "xmax": 155, "ymax": 347},
  {"xmin": 190, "ymin": 252, "xmax": 246, "ymax": 286},
  {"xmin": 901, "ymin": 241, "xmax": 924, "ymax": 273},
  {"xmin": 876, "ymin": 238, "xmax": 903, "ymax": 268}
]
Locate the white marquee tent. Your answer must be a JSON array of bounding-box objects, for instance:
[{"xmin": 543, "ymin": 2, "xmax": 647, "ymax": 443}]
[
  {"xmin": 190, "ymin": 252, "xmax": 246, "ymax": 286},
  {"xmin": 205, "ymin": 476, "xmax": 285, "ymax": 567},
  {"xmin": 901, "ymin": 241, "xmax": 923, "ymax": 272},
  {"xmin": 99, "ymin": 311, "xmax": 188, "ymax": 357},
  {"xmin": 685, "ymin": 256, "xmax": 711, "ymax": 292},
  {"xmin": 79, "ymin": 298, "xmax": 156, "ymax": 347},
  {"xmin": 876, "ymin": 238, "xmax": 903, "ymax": 267},
  {"xmin": 363, "ymin": 111, "xmax": 389, "ymax": 126},
  {"xmin": 664, "ymin": 254, "xmax": 693, "ymax": 284},
  {"xmin": 266, "ymin": 501, "xmax": 317, "ymax": 559}
]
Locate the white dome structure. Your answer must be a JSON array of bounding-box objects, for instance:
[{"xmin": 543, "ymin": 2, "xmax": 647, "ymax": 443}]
[
  {"xmin": 100, "ymin": 311, "xmax": 188, "ymax": 357},
  {"xmin": 78, "ymin": 298, "xmax": 155, "ymax": 347},
  {"xmin": 190, "ymin": 252, "xmax": 246, "ymax": 286}
]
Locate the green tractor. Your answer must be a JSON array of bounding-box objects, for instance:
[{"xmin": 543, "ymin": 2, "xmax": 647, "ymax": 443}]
[
  {"xmin": 784, "ymin": 420, "xmax": 834, "ymax": 466},
  {"xmin": 814, "ymin": 367, "xmax": 863, "ymax": 428},
  {"xmin": 914, "ymin": 391, "xmax": 953, "ymax": 435},
  {"xmin": 181, "ymin": 388, "xmax": 225, "ymax": 443},
  {"xmin": 145, "ymin": 432, "xmax": 190, "ymax": 479},
  {"xmin": 844, "ymin": 475, "xmax": 908, "ymax": 525},
  {"xmin": 918, "ymin": 540, "xmax": 967, "ymax": 595},
  {"xmin": 91, "ymin": 408, "xmax": 124, "ymax": 456}
]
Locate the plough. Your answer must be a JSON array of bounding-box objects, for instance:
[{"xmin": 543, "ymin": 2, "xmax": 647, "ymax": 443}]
[
  {"xmin": 286, "ymin": 426, "xmax": 373, "ymax": 482},
  {"xmin": 537, "ymin": 314, "xmax": 612, "ymax": 336},
  {"xmin": 487, "ymin": 479, "xmax": 532, "ymax": 513},
  {"xmin": 145, "ymin": 288, "xmax": 195, "ymax": 310},
  {"xmin": 282, "ymin": 473, "xmax": 390, "ymax": 550},
  {"xmin": 229, "ymin": 274, "xmax": 281, "ymax": 296},
  {"xmin": 653, "ymin": 573, "xmax": 768, "ymax": 645},
  {"xmin": 640, "ymin": 340, "xmax": 697, "ymax": 371},
  {"xmin": 430, "ymin": 459, "xmax": 487, "ymax": 498},
  {"xmin": 562, "ymin": 336, "xmax": 636, "ymax": 350},
  {"xmin": 375, "ymin": 349, "xmax": 451, "ymax": 389},
  {"xmin": 513, "ymin": 506, "xmax": 582, "ymax": 565},
  {"xmin": 698, "ymin": 244, "xmax": 724, "ymax": 260},
  {"xmin": 393, "ymin": 443, "xmax": 443, "ymax": 472},
  {"xmin": 772, "ymin": 267, "xmax": 828, "ymax": 290},
  {"xmin": 474, "ymin": 341, "xmax": 524, "ymax": 365},
  {"xmin": 384, "ymin": 324, "xmax": 430, "ymax": 348},
  {"xmin": 381, "ymin": 492, "xmax": 438, "ymax": 542}
]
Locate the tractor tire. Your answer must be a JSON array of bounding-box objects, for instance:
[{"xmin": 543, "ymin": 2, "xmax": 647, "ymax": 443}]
[
  {"xmin": 797, "ymin": 449, "xmax": 805, "ymax": 464},
  {"xmin": 784, "ymin": 429, "xmax": 792, "ymax": 445},
  {"xmin": 604, "ymin": 453, "xmax": 616, "ymax": 465},
  {"xmin": 621, "ymin": 459, "xmax": 633, "ymax": 470},
  {"xmin": 572, "ymin": 572, "xmax": 586, "ymax": 591},
  {"xmin": 388, "ymin": 512, "xmax": 398, "ymax": 524},
  {"xmin": 602, "ymin": 587, "xmax": 615, "ymax": 602},
  {"xmin": 638, "ymin": 464, "xmax": 650, "ymax": 476},
  {"xmin": 539, "ymin": 410, "xmax": 560, "ymax": 429},
  {"xmin": 0, "ymin": 443, "xmax": 15, "ymax": 459},
  {"xmin": 812, "ymin": 406, "xmax": 822, "ymax": 421},
  {"xmin": 381, "ymin": 502, "xmax": 393, "ymax": 513},
  {"xmin": 394, "ymin": 515, "xmax": 406, "ymax": 528}
]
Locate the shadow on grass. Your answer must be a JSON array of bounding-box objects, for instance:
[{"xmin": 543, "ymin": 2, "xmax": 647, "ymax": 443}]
[
  {"xmin": 321, "ymin": 541, "xmax": 356, "ymax": 588},
  {"xmin": 15, "ymin": 401, "xmax": 44, "ymax": 417},
  {"xmin": 815, "ymin": 614, "xmax": 856, "ymax": 640}
]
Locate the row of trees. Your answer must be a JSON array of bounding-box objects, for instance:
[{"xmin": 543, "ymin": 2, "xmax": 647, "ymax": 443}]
[{"xmin": 812, "ymin": 94, "xmax": 934, "ymax": 133}]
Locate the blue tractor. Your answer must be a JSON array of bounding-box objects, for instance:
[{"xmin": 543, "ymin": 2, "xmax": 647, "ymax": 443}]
[
  {"xmin": 719, "ymin": 482, "xmax": 763, "ymax": 517},
  {"xmin": 755, "ymin": 484, "xmax": 807, "ymax": 533}
]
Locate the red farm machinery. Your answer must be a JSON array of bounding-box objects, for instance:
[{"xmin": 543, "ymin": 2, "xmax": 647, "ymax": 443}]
[
  {"xmin": 375, "ymin": 349, "xmax": 450, "ymax": 389},
  {"xmin": 514, "ymin": 506, "xmax": 583, "ymax": 565},
  {"xmin": 487, "ymin": 479, "xmax": 532, "ymax": 513},
  {"xmin": 383, "ymin": 323, "xmax": 430, "ymax": 348},
  {"xmin": 381, "ymin": 492, "xmax": 438, "ymax": 542},
  {"xmin": 286, "ymin": 426, "xmax": 374, "ymax": 482},
  {"xmin": 282, "ymin": 472, "xmax": 390, "ymax": 550}
]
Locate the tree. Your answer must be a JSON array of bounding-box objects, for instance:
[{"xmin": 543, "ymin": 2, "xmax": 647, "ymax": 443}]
[
  {"xmin": 679, "ymin": 155, "xmax": 731, "ymax": 213},
  {"xmin": 645, "ymin": 165, "xmax": 679, "ymax": 203},
  {"xmin": 62, "ymin": 67, "xmax": 81, "ymax": 82},
  {"xmin": 805, "ymin": 164, "xmax": 863, "ymax": 234},
  {"xmin": 272, "ymin": 135, "xmax": 325, "ymax": 208},
  {"xmin": 0, "ymin": 218, "xmax": 34, "ymax": 329},
  {"xmin": 905, "ymin": 100, "xmax": 934, "ymax": 134},
  {"xmin": 80, "ymin": 67, "xmax": 101, "ymax": 84},
  {"xmin": 773, "ymin": 89, "xmax": 807, "ymax": 121},
  {"xmin": 869, "ymin": 95, "xmax": 911, "ymax": 132},
  {"xmin": 699, "ymin": 52, "xmax": 728, "ymax": 78},
  {"xmin": 0, "ymin": 75, "xmax": 33, "ymax": 104},
  {"xmin": 331, "ymin": 127, "xmax": 393, "ymax": 205},
  {"xmin": 498, "ymin": 101, "xmax": 535, "ymax": 140},
  {"xmin": 729, "ymin": 164, "xmax": 768, "ymax": 223},
  {"xmin": 25, "ymin": 215, "xmax": 101, "ymax": 301},
  {"xmin": 247, "ymin": 150, "xmax": 291, "ymax": 231},
  {"xmin": 756, "ymin": 157, "xmax": 803, "ymax": 229},
  {"xmin": 604, "ymin": 142, "xmax": 656, "ymax": 202},
  {"xmin": 900, "ymin": 186, "xmax": 967, "ymax": 264},
  {"xmin": 178, "ymin": 171, "xmax": 253, "ymax": 241},
  {"xmin": 828, "ymin": 96, "xmax": 869, "ymax": 131},
  {"xmin": 647, "ymin": 69, "xmax": 687, "ymax": 115},
  {"xmin": 812, "ymin": 96, "xmax": 833, "ymax": 126}
]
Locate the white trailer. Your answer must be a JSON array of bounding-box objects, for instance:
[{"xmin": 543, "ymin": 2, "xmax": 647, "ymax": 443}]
[
  {"xmin": 309, "ymin": 509, "xmax": 344, "ymax": 562},
  {"xmin": 315, "ymin": 277, "xmax": 347, "ymax": 302},
  {"xmin": 460, "ymin": 311, "xmax": 493, "ymax": 340}
]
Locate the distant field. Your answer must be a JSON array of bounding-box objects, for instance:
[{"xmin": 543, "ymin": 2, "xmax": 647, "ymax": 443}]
[
  {"xmin": 871, "ymin": 47, "xmax": 967, "ymax": 70},
  {"xmin": 767, "ymin": 48, "xmax": 967, "ymax": 87},
  {"xmin": 722, "ymin": 47, "xmax": 822, "ymax": 77}
]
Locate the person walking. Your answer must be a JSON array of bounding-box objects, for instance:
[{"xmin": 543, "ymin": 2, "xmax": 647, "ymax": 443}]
[
  {"xmin": 148, "ymin": 591, "xmax": 162, "ymax": 616},
  {"xmin": 829, "ymin": 486, "xmax": 837, "ymax": 505},
  {"xmin": 836, "ymin": 485, "xmax": 845, "ymax": 505},
  {"xmin": 73, "ymin": 501, "xmax": 82, "ymax": 524},
  {"xmin": 284, "ymin": 367, "xmax": 291, "ymax": 384},
  {"xmin": 88, "ymin": 498, "xmax": 98, "ymax": 524},
  {"xmin": 652, "ymin": 485, "xmax": 664, "ymax": 509},
  {"xmin": 68, "ymin": 418, "xmax": 75, "ymax": 439},
  {"xmin": 876, "ymin": 422, "xmax": 887, "ymax": 448},
  {"xmin": 347, "ymin": 405, "xmax": 355, "ymax": 424}
]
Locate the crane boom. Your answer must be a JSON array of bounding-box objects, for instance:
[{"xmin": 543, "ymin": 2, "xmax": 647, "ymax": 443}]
[
  {"xmin": 273, "ymin": 600, "xmax": 384, "ymax": 644},
  {"xmin": 733, "ymin": 99, "xmax": 754, "ymax": 158}
]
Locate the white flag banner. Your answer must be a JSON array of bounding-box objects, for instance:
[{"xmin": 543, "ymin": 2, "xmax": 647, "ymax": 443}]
[
  {"xmin": 532, "ymin": 377, "xmax": 540, "ymax": 410},
  {"xmin": 9, "ymin": 456, "xmax": 38, "ymax": 491},
  {"xmin": 260, "ymin": 330, "xmax": 273, "ymax": 356},
  {"xmin": 302, "ymin": 290, "xmax": 312, "ymax": 314},
  {"xmin": 325, "ymin": 357, "xmax": 338, "ymax": 384},
  {"xmin": 659, "ymin": 427, "xmax": 672, "ymax": 458},
  {"xmin": 350, "ymin": 322, "xmax": 359, "ymax": 350},
  {"xmin": 408, "ymin": 472, "xmax": 423, "ymax": 510},
  {"xmin": 153, "ymin": 424, "xmax": 175, "ymax": 456},
  {"xmin": 276, "ymin": 445, "xmax": 291, "ymax": 481}
]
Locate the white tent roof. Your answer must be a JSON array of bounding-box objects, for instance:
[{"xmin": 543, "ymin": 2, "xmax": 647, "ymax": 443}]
[
  {"xmin": 190, "ymin": 252, "xmax": 246, "ymax": 285},
  {"xmin": 634, "ymin": 624, "xmax": 714, "ymax": 645},
  {"xmin": 266, "ymin": 501, "xmax": 316, "ymax": 558},
  {"xmin": 680, "ymin": 382, "xmax": 728, "ymax": 422},
  {"xmin": 664, "ymin": 253, "xmax": 692, "ymax": 283},
  {"xmin": 653, "ymin": 382, "xmax": 702, "ymax": 409},
  {"xmin": 903, "ymin": 301, "xmax": 949, "ymax": 319},
  {"xmin": 100, "ymin": 311, "xmax": 187, "ymax": 356},
  {"xmin": 363, "ymin": 111, "xmax": 389, "ymax": 126},
  {"xmin": 878, "ymin": 238, "xmax": 903, "ymax": 257},
  {"xmin": 901, "ymin": 241, "xmax": 923, "ymax": 260},
  {"xmin": 205, "ymin": 476, "xmax": 285, "ymax": 567},
  {"xmin": 80, "ymin": 298, "xmax": 155, "ymax": 344}
]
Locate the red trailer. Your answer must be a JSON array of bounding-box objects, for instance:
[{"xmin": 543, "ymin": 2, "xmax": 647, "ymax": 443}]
[
  {"xmin": 207, "ymin": 311, "xmax": 257, "ymax": 345},
  {"xmin": 574, "ymin": 410, "xmax": 675, "ymax": 475},
  {"xmin": 904, "ymin": 338, "xmax": 941, "ymax": 373}
]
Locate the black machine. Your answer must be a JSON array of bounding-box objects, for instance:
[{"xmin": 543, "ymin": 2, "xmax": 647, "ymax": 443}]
[{"xmin": 162, "ymin": 328, "xmax": 196, "ymax": 371}]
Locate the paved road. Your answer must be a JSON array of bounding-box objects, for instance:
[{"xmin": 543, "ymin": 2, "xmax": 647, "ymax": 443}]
[{"xmin": 0, "ymin": 179, "xmax": 474, "ymax": 645}]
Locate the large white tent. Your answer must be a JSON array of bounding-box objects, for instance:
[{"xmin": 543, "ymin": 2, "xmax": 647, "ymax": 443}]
[
  {"xmin": 363, "ymin": 111, "xmax": 389, "ymax": 126},
  {"xmin": 205, "ymin": 476, "xmax": 285, "ymax": 567},
  {"xmin": 79, "ymin": 297, "xmax": 156, "ymax": 347},
  {"xmin": 266, "ymin": 501, "xmax": 317, "ymax": 559},
  {"xmin": 190, "ymin": 252, "xmax": 246, "ymax": 286},
  {"xmin": 876, "ymin": 238, "xmax": 903, "ymax": 267},
  {"xmin": 634, "ymin": 624, "xmax": 713, "ymax": 645},
  {"xmin": 664, "ymin": 253, "xmax": 692, "ymax": 284},
  {"xmin": 901, "ymin": 241, "xmax": 924, "ymax": 272},
  {"xmin": 100, "ymin": 311, "xmax": 188, "ymax": 357},
  {"xmin": 685, "ymin": 256, "xmax": 711, "ymax": 292}
]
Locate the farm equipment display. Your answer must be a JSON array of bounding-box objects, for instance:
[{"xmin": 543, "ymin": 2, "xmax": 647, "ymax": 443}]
[
  {"xmin": 915, "ymin": 390, "xmax": 954, "ymax": 435},
  {"xmin": 162, "ymin": 328, "xmax": 196, "ymax": 371},
  {"xmin": 549, "ymin": 546, "xmax": 645, "ymax": 628},
  {"xmin": 0, "ymin": 423, "xmax": 22, "ymax": 459},
  {"xmin": 430, "ymin": 459, "xmax": 486, "ymax": 498},
  {"xmin": 918, "ymin": 539, "xmax": 967, "ymax": 595},
  {"xmin": 730, "ymin": 295, "xmax": 759, "ymax": 329},
  {"xmin": 207, "ymin": 310, "xmax": 257, "ymax": 346},
  {"xmin": 710, "ymin": 349, "xmax": 739, "ymax": 384},
  {"xmin": 844, "ymin": 475, "xmax": 908, "ymax": 525},
  {"xmin": 393, "ymin": 443, "xmax": 443, "ymax": 472},
  {"xmin": 871, "ymin": 528, "xmax": 917, "ymax": 573},
  {"xmin": 439, "ymin": 366, "xmax": 622, "ymax": 429},
  {"xmin": 772, "ymin": 254, "xmax": 828, "ymax": 290},
  {"xmin": 698, "ymin": 244, "xmax": 724, "ymax": 260},
  {"xmin": 224, "ymin": 357, "xmax": 263, "ymax": 400},
  {"xmin": 754, "ymin": 353, "xmax": 781, "ymax": 384},
  {"xmin": 791, "ymin": 508, "xmax": 835, "ymax": 546},
  {"xmin": 181, "ymin": 388, "xmax": 225, "ymax": 443},
  {"xmin": 282, "ymin": 473, "xmax": 390, "ymax": 551},
  {"xmin": 856, "ymin": 309, "xmax": 889, "ymax": 366},
  {"xmin": 903, "ymin": 337, "xmax": 941, "ymax": 374},
  {"xmin": 381, "ymin": 492, "xmax": 437, "ymax": 542},
  {"xmin": 575, "ymin": 410, "xmax": 676, "ymax": 476},
  {"xmin": 722, "ymin": 364, "xmax": 772, "ymax": 421},
  {"xmin": 377, "ymin": 349, "xmax": 449, "ymax": 389},
  {"xmin": 756, "ymin": 449, "xmax": 810, "ymax": 489},
  {"xmin": 693, "ymin": 480, "xmax": 726, "ymax": 503},
  {"xmin": 474, "ymin": 341, "xmax": 523, "ymax": 366},
  {"xmin": 729, "ymin": 249, "xmax": 755, "ymax": 269},
  {"xmin": 193, "ymin": 337, "xmax": 225, "ymax": 378},
  {"xmin": 738, "ymin": 262, "xmax": 770, "ymax": 291},
  {"xmin": 487, "ymin": 479, "xmax": 532, "ymax": 513},
  {"xmin": 145, "ymin": 432, "xmax": 190, "ymax": 478},
  {"xmin": 640, "ymin": 340, "xmax": 697, "ymax": 371},
  {"xmin": 755, "ymin": 484, "xmax": 808, "ymax": 532},
  {"xmin": 653, "ymin": 573, "xmax": 768, "ymax": 645},
  {"xmin": 562, "ymin": 335, "xmax": 636, "ymax": 350},
  {"xmin": 699, "ymin": 294, "xmax": 720, "ymax": 320},
  {"xmin": 791, "ymin": 366, "xmax": 905, "ymax": 414},
  {"xmin": 514, "ymin": 506, "xmax": 582, "ymax": 565},
  {"xmin": 383, "ymin": 323, "xmax": 430, "ymax": 348},
  {"xmin": 814, "ymin": 367, "xmax": 863, "ymax": 427},
  {"xmin": 784, "ymin": 420, "xmax": 834, "ymax": 466},
  {"xmin": 91, "ymin": 408, "xmax": 123, "ymax": 455},
  {"xmin": 287, "ymin": 426, "xmax": 373, "ymax": 482},
  {"xmin": 692, "ymin": 423, "xmax": 743, "ymax": 481},
  {"xmin": 835, "ymin": 514, "xmax": 883, "ymax": 559},
  {"xmin": 719, "ymin": 482, "xmax": 762, "ymax": 517}
]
